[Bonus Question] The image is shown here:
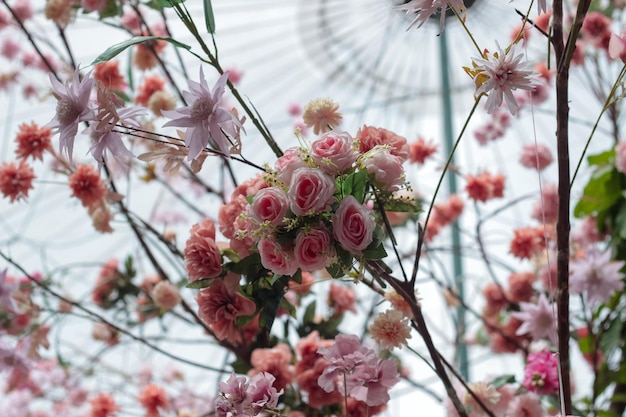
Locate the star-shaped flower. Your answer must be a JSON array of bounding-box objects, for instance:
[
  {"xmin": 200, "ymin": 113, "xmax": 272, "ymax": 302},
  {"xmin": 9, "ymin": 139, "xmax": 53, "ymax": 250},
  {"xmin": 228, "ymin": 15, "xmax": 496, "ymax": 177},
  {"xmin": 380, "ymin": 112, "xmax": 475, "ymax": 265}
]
[
  {"xmin": 511, "ymin": 293, "xmax": 557, "ymax": 344},
  {"xmin": 570, "ymin": 249, "xmax": 625, "ymax": 305}
]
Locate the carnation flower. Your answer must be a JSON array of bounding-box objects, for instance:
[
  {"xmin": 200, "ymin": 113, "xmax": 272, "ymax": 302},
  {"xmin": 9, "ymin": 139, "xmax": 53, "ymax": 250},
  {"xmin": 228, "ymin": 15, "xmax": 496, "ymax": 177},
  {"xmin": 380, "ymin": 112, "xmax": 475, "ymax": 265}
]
[
  {"xmin": 468, "ymin": 42, "xmax": 538, "ymax": 114},
  {"xmin": 302, "ymin": 98, "xmax": 342, "ymax": 135},
  {"xmin": 409, "ymin": 136, "xmax": 437, "ymax": 164},
  {"xmin": 522, "ymin": 351, "xmax": 559, "ymax": 395},
  {"xmin": 0, "ymin": 160, "xmax": 35, "ymax": 202},
  {"xmin": 519, "ymin": 143, "xmax": 553, "ymax": 171},
  {"xmin": 163, "ymin": 68, "xmax": 243, "ymax": 160},
  {"xmin": 93, "ymin": 60, "xmax": 126, "ymax": 91},
  {"xmin": 68, "ymin": 164, "xmax": 107, "ymax": 208},
  {"xmin": 369, "ymin": 309, "xmax": 412, "ymax": 351},
  {"xmin": 138, "ymin": 384, "xmax": 169, "ymax": 417},
  {"xmin": 89, "ymin": 392, "xmax": 120, "ymax": 417},
  {"xmin": 47, "ymin": 68, "xmax": 95, "ymax": 161}
]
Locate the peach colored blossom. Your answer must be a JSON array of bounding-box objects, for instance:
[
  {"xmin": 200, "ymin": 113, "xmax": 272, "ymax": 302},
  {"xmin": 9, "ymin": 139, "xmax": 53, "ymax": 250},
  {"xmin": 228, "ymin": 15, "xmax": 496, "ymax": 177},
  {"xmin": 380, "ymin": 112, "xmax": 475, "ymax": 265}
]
[
  {"xmin": 328, "ymin": 283, "xmax": 357, "ymax": 315},
  {"xmin": 135, "ymin": 75, "xmax": 165, "ymax": 106},
  {"xmin": 138, "ymin": 384, "xmax": 169, "ymax": 417},
  {"xmin": 369, "ymin": 309, "xmax": 412, "ymax": 350},
  {"xmin": 184, "ymin": 221, "xmax": 222, "ymax": 281},
  {"xmin": 507, "ymin": 271, "xmax": 536, "ymax": 303},
  {"xmin": 409, "ymin": 136, "xmax": 437, "ymax": 164},
  {"xmin": 302, "ymin": 98, "xmax": 342, "ymax": 135},
  {"xmin": 152, "ymin": 281, "xmax": 180, "ymax": 310},
  {"xmin": 385, "ymin": 289, "xmax": 413, "ymax": 318},
  {"xmin": 509, "ymin": 227, "xmax": 547, "ymax": 260},
  {"xmin": 249, "ymin": 343, "xmax": 295, "ymax": 391},
  {"xmin": 94, "ymin": 61, "xmax": 126, "ymax": 91}
]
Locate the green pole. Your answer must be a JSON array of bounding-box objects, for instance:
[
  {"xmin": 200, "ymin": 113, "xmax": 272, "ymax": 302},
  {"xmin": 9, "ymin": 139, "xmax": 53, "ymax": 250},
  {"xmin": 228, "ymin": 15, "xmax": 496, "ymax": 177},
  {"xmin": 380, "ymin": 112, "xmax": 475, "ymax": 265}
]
[{"xmin": 439, "ymin": 28, "xmax": 469, "ymax": 381}]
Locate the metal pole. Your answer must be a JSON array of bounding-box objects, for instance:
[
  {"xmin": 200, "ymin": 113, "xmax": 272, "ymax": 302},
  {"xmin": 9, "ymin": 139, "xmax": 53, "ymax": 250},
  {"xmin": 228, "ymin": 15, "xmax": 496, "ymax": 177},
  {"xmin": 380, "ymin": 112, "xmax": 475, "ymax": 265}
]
[{"xmin": 438, "ymin": 28, "xmax": 469, "ymax": 381}]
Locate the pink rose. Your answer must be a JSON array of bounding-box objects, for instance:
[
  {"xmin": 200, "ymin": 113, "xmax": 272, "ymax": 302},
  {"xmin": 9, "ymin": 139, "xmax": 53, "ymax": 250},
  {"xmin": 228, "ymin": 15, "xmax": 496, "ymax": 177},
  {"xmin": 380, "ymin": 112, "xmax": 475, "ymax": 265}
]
[
  {"xmin": 294, "ymin": 225, "xmax": 334, "ymax": 272},
  {"xmin": 218, "ymin": 195, "xmax": 249, "ymax": 239},
  {"xmin": 362, "ymin": 148, "xmax": 405, "ymax": 192},
  {"xmin": 332, "ymin": 195, "xmax": 376, "ymax": 255},
  {"xmin": 311, "ymin": 131, "xmax": 358, "ymax": 174},
  {"xmin": 275, "ymin": 147, "xmax": 307, "ymax": 185},
  {"xmin": 288, "ymin": 167, "xmax": 336, "ymax": 216},
  {"xmin": 258, "ymin": 237, "xmax": 299, "ymax": 276},
  {"xmin": 250, "ymin": 187, "xmax": 289, "ymax": 227}
]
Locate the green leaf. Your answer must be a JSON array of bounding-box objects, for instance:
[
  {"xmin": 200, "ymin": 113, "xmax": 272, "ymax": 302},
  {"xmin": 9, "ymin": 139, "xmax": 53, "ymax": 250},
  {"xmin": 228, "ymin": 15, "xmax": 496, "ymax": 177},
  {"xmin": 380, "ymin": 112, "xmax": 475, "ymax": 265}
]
[
  {"xmin": 230, "ymin": 357, "xmax": 252, "ymax": 374},
  {"xmin": 488, "ymin": 374, "xmax": 515, "ymax": 389},
  {"xmin": 363, "ymin": 243, "xmax": 387, "ymax": 260},
  {"xmin": 146, "ymin": 0, "xmax": 185, "ymax": 8},
  {"xmin": 185, "ymin": 278, "xmax": 214, "ymax": 289},
  {"xmin": 98, "ymin": 0, "xmax": 119, "ymax": 19},
  {"xmin": 204, "ymin": 0, "xmax": 216, "ymax": 34},
  {"xmin": 588, "ymin": 149, "xmax": 615, "ymax": 166},
  {"xmin": 341, "ymin": 171, "xmax": 368, "ymax": 203},
  {"xmin": 326, "ymin": 263, "xmax": 346, "ymax": 279},
  {"xmin": 303, "ymin": 301, "xmax": 317, "ymax": 324},
  {"xmin": 92, "ymin": 36, "xmax": 191, "ymax": 65},
  {"xmin": 574, "ymin": 165, "xmax": 621, "ymax": 218},
  {"xmin": 615, "ymin": 203, "xmax": 626, "ymax": 240},
  {"xmin": 600, "ymin": 315, "xmax": 623, "ymax": 356},
  {"xmin": 383, "ymin": 197, "xmax": 422, "ymax": 213}
]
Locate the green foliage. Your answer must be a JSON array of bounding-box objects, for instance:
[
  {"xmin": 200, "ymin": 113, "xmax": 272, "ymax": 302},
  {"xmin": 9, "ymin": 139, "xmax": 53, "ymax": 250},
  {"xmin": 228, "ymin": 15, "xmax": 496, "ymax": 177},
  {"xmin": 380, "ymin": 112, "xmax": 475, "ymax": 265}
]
[
  {"xmin": 185, "ymin": 278, "xmax": 214, "ymax": 289},
  {"xmin": 91, "ymin": 36, "xmax": 191, "ymax": 65},
  {"xmin": 340, "ymin": 170, "xmax": 368, "ymax": 203},
  {"xmin": 204, "ymin": 0, "xmax": 216, "ymax": 34},
  {"xmin": 573, "ymin": 165, "xmax": 622, "ymax": 219},
  {"xmin": 489, "ymin": 374, "xmax": 516, "ymax": 389}
]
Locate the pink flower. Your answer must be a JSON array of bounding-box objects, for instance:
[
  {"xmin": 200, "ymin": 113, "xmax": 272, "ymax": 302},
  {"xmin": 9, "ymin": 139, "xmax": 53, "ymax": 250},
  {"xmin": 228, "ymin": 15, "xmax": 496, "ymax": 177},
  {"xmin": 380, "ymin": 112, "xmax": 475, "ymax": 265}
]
[
  {"xmin": 609, "ymin": 32, "xmax": 626, "ymax": 61},
  {"xmin": 369, "ymin": 309, "xmax": 412, "ymax": 351},
  {"xmin": 507, "ymin": 392, "xmax": 545, "ymax": 417},
  {"xmin": 470, "ymin": 42, "xmax": 538, "ymax": 114},
  {"xmin": 361, "ymin": 147, "xmax": 405, "ymax": 192},
  {"xmin": 532, "ymin": 183, "xmax": 559, "ymax": 224},
  {"xmin": 409, "ymin": 136, "xmax": 437, "ymax": 164},
  {"xmin": 302, "ymin": 98, "xmax": 342, "ymax": 135},
  {"xmin": 356, "ymin": 125, "xmax": 409, "ymax": 163},
  {"xmin": 47, "ymin": 68, "xmax": 95, "ymax": 161},
  {"xmin": 310, "ymin": 131, "xmax": 358, "ymax": 174},
  {"xmin": 397, "ymin": 0, "xmax": 466, "ymax": 32},
  {"xmin": 0, "ymin": 160, "xmax": 35, "ymax": 202},
  {"xmin": 184, "ymin": 225, "xmax": 222, "ymax": 281},
  {"xmin": 288, "ymin": 167, "xmax": 336, "ymax": 216},
  {"xmin": 511, "ymin": 293, "xmax": 557, "ymax": 344},
  {"xmin": 250, "ymin": 187, "xmax": 289, "ymax": 228},
  {"xmin": 332, "ymin": 195, "xmax": 376, "ymax": 255},
  {"xmin": 247, "ymin": 372, "xmax": 283, "ymax": 414},
  {"xmin": 0, "ymin": 269, "xmax": 19, "ymax": 314},
  {"xmin": 509, "ymin": 226, "xmax": 546, "ymax": 259},
  {"xmin": 522, "ymin": 351, "xmax": 559, "ymax": 395},
  {"xmin": 294, "ymin": 225, "xmax": 334, "ymax": 272},
  {"xmin": 249, "ymin": 343, "xmax": 295, "ymax": 391},
  {"xmin": 507, "ymin": 271, "xmax": 536, "ymax": 303},
  {"xmin": 162, "ymin": 68, "xmax": 242, "ymax": 159},
  {"xmin": 570, "ymin": 249, "xmax": 625, "ymax": 305},
  {"xmin": 89, "ymin": 392, "xmax": 120, "ymax": 417},
  {"xmin": 258, "ymin": 237, "xmax": 299, "ymax": 276},
  {"xmin": 520, "ymin": 143, "xmax": 553, "ymax": 171},
  {"xmin": 615, "ymin": 139, "xmax": 626, "ymax": 173},
  {"xmin": 582, "ymin": 11, "xmax": 611, "ymax": 49},
  {"xmin": 215, "ymin": 372, "xmax": 282, "ymax": 417},
  {"xmin": 328, "ymin": 283, "xmax": 358, "ymax": 315},
  {"xmin": 196, "ymin": 273, "xmax": 256, "ymax": 343},
  {"xmin": 14, "ymin": 122, "xmax": 52, "ymax": 161},
  {"xmin": 274, "ymin": 147, "xmax": 308, "ymax": 185},
  {"xmin": 69, "ymin": 164, "xmax": 107, "ymax": 208},
  {"xmin": 138, "ymin": 384, "xmax": 169, "ymax": 417},
  {"xmin": 151, "ymin": 281, "xmax": 181, "ymax": 310}
]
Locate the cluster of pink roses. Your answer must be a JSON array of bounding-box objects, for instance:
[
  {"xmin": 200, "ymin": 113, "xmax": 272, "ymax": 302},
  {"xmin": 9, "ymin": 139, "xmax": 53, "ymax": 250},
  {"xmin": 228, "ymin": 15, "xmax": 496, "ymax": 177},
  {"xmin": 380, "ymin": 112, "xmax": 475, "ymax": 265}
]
[{"xmin": 234, "ymin": 128, "xmax": 413, "ymax": 277}]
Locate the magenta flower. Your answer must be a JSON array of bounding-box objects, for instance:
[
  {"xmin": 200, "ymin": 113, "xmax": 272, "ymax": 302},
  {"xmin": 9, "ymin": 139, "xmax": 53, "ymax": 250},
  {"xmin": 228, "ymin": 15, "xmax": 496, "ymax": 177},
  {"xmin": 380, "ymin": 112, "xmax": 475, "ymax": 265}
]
[
  {"xmin": 162, "ymin": 68, "xmax": 242, "ymax": 160},
  {"xmin": 470, "ymin": 42, "xmax": 538, "ymax": 115},
  {"xmin": 570, "ymin": 249, "xmax": 625, "ymax": 305},
  {"xmin": 511, "ymin": 293, "xmax": 557, "ymax": 344},
  {"xmin": 522, "ymin": 351, "xmax": 559, "ymax": 395},
  {"xmin": 397, "ymin": 0, "xmax": 466, "ymax": 32},
  {"xmin": 47, "ymin": 69, "xmax": 95, "ymax": 161}
]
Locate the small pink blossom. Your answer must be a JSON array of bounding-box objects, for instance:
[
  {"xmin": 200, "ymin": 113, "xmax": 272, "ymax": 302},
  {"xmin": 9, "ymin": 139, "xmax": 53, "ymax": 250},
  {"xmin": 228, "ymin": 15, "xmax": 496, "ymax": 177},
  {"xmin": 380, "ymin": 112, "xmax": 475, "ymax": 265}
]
[
  {"xmin": 328, "ymin": 282, "xmax": 357, "ymax": 315},
  {"xmin": 609, "ymin": 32, "xmax": 626, "ymax": 61},
  {"xmin": 332, "ymin": 195, "xmax": 376, "ymax": 255},
  {"xmin": 507, "ymin": 392, "xmax": 544, "ymax": 417},
  {"xmin": 522, "ymin": 351, "xmax": 559, "ymax": 395},
  {"xmin": 249, "ymin": 343, "xmax": 295, "ymax": 391},
  {"xmin": 310, "ymin": 130, "xmax": 358, "ymax": 174},
  {"xmin": 356, "ymin": 125, "xmax": 409, "ymax": 163},
  {"xmin": 288, "ymin": 167, "xmax": 336, "ymax": 216},
  {"xmin": 369, "ymin": 309, "xmax": 412, "ymax": 351},
  {"xmin": 409, "ymin": 136, "xmax": 437, "ymax": 164},
  {"xmin": 520, "ymin": 143, "xmax": 553, "ymax": 171},
  {"xmin": 532, "ymin": 183, "xmax": 559, "ymax": 224},
  {"xmin": 274, "ymin": 147, "xmax": 307, "ymax": 185},
  {"xmin": 0, "ymin": 160, "xmax": 35, "ymax": 202},
  {"xmin": 151, "ymin": 281, "xmax": 181, "ymax": 310},
  {"xmin": 615, "ymin": 139, "xmax": 626, "ymax": 173}
]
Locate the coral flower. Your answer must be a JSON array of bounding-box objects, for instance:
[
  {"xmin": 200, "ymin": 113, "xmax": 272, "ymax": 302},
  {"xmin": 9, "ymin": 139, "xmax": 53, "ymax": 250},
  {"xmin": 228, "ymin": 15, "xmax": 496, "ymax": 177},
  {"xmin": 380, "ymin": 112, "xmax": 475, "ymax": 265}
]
[
  {"xmin": 90, "ymin": 392, "xmax": 120, "ymax": 417},
  {"xmin": 47, "ymin": 68, "xmax": 95, "ymax": 161},
  {"xmin": 68, "ymin": 164, "xmax": 107, "ymax": 208},
  {"xmin": 14, "ymin": 122, "xmax": 52, "ymax": 161},
  {"xmin": 0, "ymin": 160, "xmax": 35, "ymax": 202},
  {"xmin": 93, "ymin": 60, "xmax": 126, "ymax": 91},
  {"xmin": 138, "ymin": 384, "xmax": 169, "ymax": 417},
  {"xmin": 163, "ymin": 68, "xmax": 242, "ymax": 160}
]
